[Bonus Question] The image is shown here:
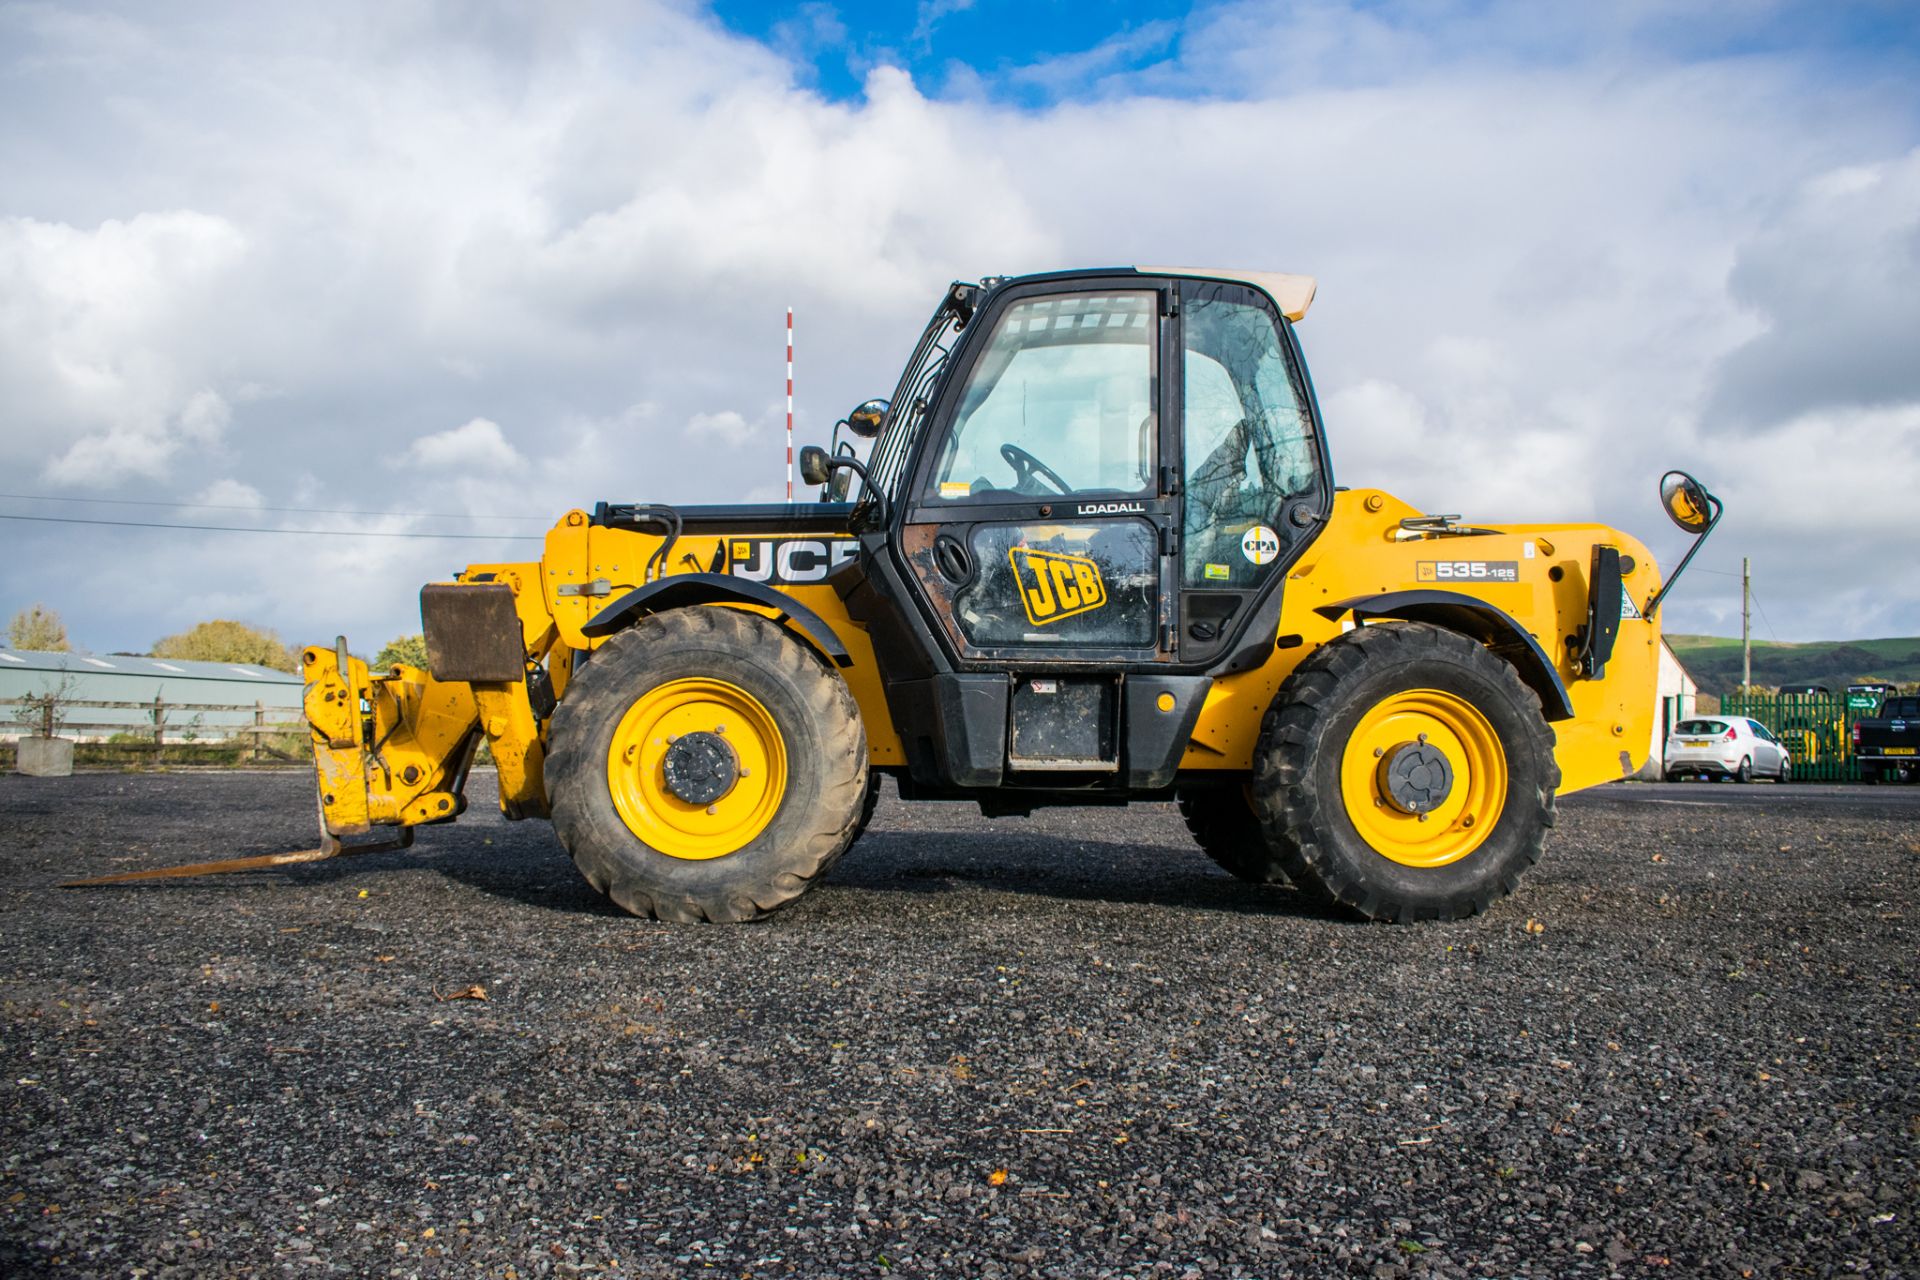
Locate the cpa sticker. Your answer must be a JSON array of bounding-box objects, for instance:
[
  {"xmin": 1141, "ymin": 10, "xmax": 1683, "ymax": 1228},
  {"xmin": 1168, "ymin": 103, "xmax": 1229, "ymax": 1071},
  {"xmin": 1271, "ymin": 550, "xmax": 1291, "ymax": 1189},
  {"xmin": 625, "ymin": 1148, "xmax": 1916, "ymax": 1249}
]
[{"xmin": 1240, "ymin": 525, "xmax": 1280, "ymax": 566}]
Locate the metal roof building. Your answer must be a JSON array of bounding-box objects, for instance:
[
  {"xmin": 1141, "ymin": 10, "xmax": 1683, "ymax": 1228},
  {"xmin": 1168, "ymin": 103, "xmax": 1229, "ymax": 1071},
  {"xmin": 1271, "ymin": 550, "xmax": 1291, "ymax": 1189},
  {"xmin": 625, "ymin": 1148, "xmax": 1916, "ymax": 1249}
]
[{"xmin": 0, "ymin": 648, "xmax": 304, "ymax": 742}]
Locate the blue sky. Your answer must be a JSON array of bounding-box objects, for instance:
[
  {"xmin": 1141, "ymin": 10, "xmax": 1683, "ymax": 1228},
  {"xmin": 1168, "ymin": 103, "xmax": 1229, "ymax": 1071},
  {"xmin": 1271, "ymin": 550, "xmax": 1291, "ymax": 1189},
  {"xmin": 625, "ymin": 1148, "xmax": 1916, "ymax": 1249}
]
[{"xmin": 711, "ymin": 0, "xmax": 1920, "ymax": 106}]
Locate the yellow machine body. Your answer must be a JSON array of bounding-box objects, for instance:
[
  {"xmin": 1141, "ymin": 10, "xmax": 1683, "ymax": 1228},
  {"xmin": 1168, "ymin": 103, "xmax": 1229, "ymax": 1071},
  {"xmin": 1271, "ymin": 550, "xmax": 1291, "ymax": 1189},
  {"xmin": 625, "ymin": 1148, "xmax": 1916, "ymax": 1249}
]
[{"xmin": 303, "ymin": 488, "xmax": 1661, "ymax": 843}]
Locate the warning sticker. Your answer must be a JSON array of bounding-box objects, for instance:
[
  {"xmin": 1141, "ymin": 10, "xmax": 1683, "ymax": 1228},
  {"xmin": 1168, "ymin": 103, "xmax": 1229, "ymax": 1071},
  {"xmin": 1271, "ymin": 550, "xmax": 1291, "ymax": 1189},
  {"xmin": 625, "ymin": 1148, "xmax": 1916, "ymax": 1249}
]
[
  {"xmin": 938, "ymin": 481, "xmax": 971, "ymax": 499},
  {"xmin": 1240, "ymin": 525, "xmax": 1280, "ymax": 566},
  {"xmin": 1204, "ymin": 563, "xmax": 1231, "ymax": 581}
]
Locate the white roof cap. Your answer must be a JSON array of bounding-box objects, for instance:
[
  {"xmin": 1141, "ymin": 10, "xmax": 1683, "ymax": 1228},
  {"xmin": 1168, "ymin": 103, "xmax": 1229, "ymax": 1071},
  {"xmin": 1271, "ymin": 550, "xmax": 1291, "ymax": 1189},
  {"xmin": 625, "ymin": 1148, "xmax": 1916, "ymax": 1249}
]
[{"xmin": 1138, "ymin": 266, "xmax": 1318, "ymax": 321}]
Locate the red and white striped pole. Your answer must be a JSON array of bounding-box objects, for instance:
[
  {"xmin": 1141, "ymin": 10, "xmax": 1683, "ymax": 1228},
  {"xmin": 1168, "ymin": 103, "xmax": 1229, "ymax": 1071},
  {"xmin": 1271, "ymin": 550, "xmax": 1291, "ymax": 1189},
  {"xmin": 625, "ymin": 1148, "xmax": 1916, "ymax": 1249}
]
[{"xmin": 785, "ymin": 307, "xmax": 794, "ymax": 502}]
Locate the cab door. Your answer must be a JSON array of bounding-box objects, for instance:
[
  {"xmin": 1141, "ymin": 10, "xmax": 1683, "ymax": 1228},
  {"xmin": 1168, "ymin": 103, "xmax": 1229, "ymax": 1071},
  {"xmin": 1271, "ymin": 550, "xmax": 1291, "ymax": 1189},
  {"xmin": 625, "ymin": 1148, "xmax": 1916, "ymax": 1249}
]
[
  {"xmin": 894, "ymin": 280, "xmax": 1174, "ymax": 773},
  {"xmin": 899, "ymin": 281, "xmax": 1177, "ymax": 668}
]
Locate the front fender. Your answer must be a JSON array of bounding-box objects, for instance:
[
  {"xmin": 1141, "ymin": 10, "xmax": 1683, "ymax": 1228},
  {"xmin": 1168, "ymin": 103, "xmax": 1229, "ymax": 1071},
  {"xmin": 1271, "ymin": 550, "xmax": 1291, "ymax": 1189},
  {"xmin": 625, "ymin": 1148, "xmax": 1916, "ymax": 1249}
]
[
  {"xmin": 581, "ymin": 573, "xmax": 853, "ymax": 669},
  {"xmin": 1316, "ymin": 589, "xmax": 1575, "ymax": 722}
]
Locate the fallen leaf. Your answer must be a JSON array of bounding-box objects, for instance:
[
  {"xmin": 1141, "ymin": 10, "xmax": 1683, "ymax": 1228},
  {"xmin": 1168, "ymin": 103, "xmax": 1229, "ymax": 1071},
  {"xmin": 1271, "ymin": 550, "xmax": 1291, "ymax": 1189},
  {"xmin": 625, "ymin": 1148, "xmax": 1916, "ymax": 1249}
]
[
  {"xmin": 207, "ymin": 1002, "xmax": 220, "ymax": 1014},
  {"xmin": 435, "ymin": 984, "xmax": 488, "ymax": 1002},
  {"xmin": 987, "ymin": 1168, "xmax": 1008, "ymax": 1186},
  {"xmin": 1650, "ymin": 853, "xmax": 1665, "ymax": 863},
  {"xmin": 376, "ymin": 955, "xmax": 395, "ymax": 964},
  {"xmin": 1525, "ymin": 919, "xmax": 1546, "ymax": 934},
  {"xmin": 357, "ymin": 889, "xmax": 369, "ymax": 899}
]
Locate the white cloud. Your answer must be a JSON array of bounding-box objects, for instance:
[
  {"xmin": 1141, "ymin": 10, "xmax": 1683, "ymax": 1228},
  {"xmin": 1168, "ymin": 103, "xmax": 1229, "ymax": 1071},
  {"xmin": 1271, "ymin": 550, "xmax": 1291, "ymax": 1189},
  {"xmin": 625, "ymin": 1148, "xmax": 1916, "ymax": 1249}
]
[
  {"xmin": 0, "ymin": 211, "xmax": 248, "ymax": 485},
  {"xmin": 685, "ymin": 410, "xmax": 754, "ymax": 447},
  {"xmin": 404, "ymin": 418, "xmax": 526, "ymax": 472}
]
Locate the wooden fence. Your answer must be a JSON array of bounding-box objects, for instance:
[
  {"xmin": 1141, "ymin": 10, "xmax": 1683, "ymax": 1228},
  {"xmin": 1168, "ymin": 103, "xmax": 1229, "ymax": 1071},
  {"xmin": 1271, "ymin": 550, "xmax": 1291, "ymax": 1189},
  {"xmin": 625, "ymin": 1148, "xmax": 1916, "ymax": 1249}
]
[{"xmin": 2, "ymin": 695, "xmax": 307, "ymax": 763}]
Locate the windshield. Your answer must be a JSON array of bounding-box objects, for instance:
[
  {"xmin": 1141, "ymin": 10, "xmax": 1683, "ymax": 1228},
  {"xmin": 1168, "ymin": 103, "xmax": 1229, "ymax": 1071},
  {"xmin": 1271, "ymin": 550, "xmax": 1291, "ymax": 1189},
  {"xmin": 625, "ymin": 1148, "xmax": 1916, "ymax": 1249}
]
[
  {"xmin": 1675, "ymin": 720, "xmax": 1728, "ymax": 735},
  {"xmin": 865, "ymin": 293, "xmax": 970, "ymax": 513},
  {"xmin": 1884, "ymin": 698, "xmax": 1920, "ymax": 719}
]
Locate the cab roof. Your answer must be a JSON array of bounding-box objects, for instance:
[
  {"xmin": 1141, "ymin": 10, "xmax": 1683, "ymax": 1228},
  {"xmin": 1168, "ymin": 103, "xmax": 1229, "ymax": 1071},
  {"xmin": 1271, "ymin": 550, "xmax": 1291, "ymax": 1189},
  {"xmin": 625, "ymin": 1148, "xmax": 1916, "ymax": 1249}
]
[
  {"xmin": 993, "ymin": 266, "xmax": 1319, "ymax": 323},
  {"xmin": 1141, "ymin": 266, "xmax": 1317, "ymax": 322}
]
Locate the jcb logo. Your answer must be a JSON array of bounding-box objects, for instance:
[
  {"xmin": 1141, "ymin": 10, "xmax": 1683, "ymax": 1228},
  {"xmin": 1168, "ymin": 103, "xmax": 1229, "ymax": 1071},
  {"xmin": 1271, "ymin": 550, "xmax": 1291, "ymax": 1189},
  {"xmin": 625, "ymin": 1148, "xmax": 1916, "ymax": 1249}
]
[
  {"xmin": 1009, "ymin": 547, "xmax": 1107, "ymax": 626},
  {"xmin": 728, "ymin": 538, "xmax": 858, "ymax": 585}
]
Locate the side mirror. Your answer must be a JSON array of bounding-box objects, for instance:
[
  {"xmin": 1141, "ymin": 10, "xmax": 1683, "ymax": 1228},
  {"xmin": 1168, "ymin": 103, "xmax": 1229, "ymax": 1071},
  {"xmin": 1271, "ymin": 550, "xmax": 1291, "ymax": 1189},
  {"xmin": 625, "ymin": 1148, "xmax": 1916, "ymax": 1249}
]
[
  {"xmin": 798, "ymin": 444, "xmax": 832, "ymax": 487},
  {"xmin": 1660, "ymin": 470, "xmax": 1715, "ymax": 533},
  {"xmin": 845, "ymin": 399, "xmax": 888, "ymax": 439},
  {"xmin": 1643, "ymin": 470, "xmax": 1723, "ymax": 619}
]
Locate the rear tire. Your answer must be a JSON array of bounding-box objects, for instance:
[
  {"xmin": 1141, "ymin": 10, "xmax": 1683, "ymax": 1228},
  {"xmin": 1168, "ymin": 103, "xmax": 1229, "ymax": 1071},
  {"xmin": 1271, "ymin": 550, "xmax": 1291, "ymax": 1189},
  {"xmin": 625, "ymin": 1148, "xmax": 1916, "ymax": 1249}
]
[
  {"xmin": 547, "ymin": 608, "xmax": 867, "ymax": 922},
  {"xmin": 1176, "ymin": 786, "xmax": 1297, "ymax": 884},
  {"xmin": 1249, "ymin": 622, "xmax": 1558, "ymax": 923},
  {"xmin": 847, "ymin": 769, "xmax": 882, "ymax": 847}
]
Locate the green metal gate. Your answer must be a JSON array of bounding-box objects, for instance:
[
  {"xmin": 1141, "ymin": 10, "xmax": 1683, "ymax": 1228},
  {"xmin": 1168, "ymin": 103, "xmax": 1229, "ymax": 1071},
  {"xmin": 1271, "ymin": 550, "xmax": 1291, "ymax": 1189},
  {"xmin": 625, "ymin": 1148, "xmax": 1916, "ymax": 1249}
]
[{"xmin": 1717, "ymin": 692, "xmax": 1864, "ymax": 782}]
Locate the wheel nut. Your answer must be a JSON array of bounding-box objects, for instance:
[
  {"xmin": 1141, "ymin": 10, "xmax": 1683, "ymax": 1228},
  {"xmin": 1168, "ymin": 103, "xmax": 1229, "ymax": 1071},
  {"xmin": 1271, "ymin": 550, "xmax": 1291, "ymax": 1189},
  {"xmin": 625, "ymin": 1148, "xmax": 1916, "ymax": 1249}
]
[
  {"xmin": 715, "ymin": 724, "xmax": 727, "ymax": 734},
  {"xmin": 706, "ymin": 805, "xmax": 717, "ymax": 815},
  {"xmin": 739, "ymin": 767, "xmax": 751, "ymax": 777},
  {"xmin": 1417, "ymin": 812, "xmax": 1428, "ymax": 822},
  {"xmin": 1373, "ymin": 747, "xmax": 1384, "ymax": 758}
]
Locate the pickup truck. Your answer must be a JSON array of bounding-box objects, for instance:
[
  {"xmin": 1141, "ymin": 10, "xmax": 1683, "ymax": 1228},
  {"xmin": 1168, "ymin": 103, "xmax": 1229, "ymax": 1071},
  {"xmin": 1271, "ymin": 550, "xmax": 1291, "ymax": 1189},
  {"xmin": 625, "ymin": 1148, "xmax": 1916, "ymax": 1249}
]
[{"xmin": 1853, "ymin": 693, "xmax": 1920, "ymax": 783}]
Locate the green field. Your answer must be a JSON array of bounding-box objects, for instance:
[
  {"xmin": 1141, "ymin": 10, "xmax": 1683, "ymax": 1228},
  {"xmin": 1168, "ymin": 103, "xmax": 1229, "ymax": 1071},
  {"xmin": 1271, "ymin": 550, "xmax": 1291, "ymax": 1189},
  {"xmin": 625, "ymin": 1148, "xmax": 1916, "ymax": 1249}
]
[{"xmin": 1667, "ymin": 634, "xmax": 1920, "ymax": 697}]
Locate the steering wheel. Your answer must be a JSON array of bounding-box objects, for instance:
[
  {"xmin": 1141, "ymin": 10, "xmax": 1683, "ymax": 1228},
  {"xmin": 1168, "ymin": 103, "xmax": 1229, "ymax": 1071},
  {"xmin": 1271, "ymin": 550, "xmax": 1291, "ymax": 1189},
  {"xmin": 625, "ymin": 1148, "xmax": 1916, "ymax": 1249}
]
[{"xmin": 999, "ymin": 443, "xmax": 1072, "ymax": 496}]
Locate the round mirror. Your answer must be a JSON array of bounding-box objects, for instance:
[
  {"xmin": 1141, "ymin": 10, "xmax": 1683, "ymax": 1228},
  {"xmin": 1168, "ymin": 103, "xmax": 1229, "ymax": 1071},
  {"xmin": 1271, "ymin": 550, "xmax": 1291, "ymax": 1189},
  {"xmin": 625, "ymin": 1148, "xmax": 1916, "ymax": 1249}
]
[
  {"xmin": 845, "ymin": 398, "xmax": 888, "ymax": 439},
  {"xmin": 1659, "ymin": 470, "xmax": 1715, "ymax": 533}
]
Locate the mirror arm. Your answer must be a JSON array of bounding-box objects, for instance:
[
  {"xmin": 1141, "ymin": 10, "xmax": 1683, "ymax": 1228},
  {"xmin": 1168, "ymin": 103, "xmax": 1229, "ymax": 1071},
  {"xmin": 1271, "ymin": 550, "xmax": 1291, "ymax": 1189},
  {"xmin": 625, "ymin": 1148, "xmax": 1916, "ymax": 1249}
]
[
  {"xmin": 1643, "ymin": 492, "xmax": 1723, "ymax": 620},
  {"xmin": 819, "ymin": 455, "xmax": 886, "ymax": 525}
]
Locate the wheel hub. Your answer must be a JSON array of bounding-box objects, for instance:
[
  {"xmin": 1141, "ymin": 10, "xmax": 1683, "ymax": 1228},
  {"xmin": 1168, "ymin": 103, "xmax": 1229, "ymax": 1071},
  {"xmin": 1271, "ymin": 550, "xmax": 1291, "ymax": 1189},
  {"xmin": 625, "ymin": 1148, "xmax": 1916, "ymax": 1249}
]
[
  {"xmin": 1378, "ymin": 740, "xmax": 1455, "ymax": 814},
  {"xmin": 660, "ymin": 731, "xmax": 739, "ymax": 806}
]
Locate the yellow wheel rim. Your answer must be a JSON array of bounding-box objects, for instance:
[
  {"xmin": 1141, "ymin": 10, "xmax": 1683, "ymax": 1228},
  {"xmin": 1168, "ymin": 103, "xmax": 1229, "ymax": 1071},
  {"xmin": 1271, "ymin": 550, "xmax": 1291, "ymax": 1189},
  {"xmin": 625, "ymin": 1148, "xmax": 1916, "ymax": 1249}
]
[
  {"xmin": 605, "ymin": 678, "xmax": 788, "ymax": 860},
  {"xmin": 1338, "ymin": 688, "xmax": 1507, "ymax": 868}
]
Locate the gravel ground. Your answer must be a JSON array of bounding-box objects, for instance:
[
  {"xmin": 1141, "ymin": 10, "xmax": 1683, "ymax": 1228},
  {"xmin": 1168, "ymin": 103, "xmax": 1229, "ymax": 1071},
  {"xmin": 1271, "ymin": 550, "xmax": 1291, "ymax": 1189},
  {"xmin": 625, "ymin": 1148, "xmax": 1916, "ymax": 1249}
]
[{"xmin": 1, "ymin": 771, "xmax": 1915, "ymax": 1278}]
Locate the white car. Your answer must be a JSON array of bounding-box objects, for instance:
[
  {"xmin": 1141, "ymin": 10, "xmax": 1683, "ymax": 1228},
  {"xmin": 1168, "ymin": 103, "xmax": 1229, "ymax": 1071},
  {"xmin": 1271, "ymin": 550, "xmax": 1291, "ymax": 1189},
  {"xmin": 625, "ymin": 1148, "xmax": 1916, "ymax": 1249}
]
[{"xmin": 1664, "ymin": 717, "xmax": 1791, "ymax": 783}]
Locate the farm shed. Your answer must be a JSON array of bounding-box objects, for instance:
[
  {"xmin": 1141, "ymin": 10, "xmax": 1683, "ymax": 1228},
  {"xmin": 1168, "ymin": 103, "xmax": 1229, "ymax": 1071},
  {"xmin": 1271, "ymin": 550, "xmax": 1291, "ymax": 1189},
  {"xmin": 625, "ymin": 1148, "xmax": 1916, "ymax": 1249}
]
[
  {"xmin": 0, "ymin": 648, "xmax": 303, "ymax": 743},
  {"xmin": 1636, "ymin": 640, "xmax": 1702, "ymax": 781}
]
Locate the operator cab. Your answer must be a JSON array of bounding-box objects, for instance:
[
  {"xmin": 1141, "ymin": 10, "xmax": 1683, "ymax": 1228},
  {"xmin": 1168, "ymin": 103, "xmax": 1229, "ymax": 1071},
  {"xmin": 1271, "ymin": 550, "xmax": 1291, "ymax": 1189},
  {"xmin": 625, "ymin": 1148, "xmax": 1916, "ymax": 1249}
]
[{"xmin": 813, "ymin": 267, "xmax": 1334, "ymax": 797}]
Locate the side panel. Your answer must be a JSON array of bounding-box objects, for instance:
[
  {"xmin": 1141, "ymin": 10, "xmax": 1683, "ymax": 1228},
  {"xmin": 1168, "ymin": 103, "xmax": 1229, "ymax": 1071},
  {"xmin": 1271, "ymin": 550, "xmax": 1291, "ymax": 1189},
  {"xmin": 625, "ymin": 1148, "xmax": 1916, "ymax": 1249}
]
[
  {"xmin": 539, "ymin": 514, "xmax": 906, "ymax": 766},
  {"xmin": 1179, "ymin": 489, "xmax": 1663, "ymax": 795}
]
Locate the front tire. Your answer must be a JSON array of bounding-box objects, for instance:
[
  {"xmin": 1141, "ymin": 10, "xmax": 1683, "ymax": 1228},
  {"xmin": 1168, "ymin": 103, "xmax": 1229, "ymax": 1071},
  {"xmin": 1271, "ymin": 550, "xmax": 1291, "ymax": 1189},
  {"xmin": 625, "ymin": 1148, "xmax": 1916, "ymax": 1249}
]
[
  {"xmin": 547, "ymin": 607, "xmax": 867, "ymax": 922},
  {"xmin": 1736, "ymin": 757, "xmax": 1753, "ymax": 784},
  {"xmin": 1249, "ymin": 622, "xmax": 1558, "ymax": 922}
]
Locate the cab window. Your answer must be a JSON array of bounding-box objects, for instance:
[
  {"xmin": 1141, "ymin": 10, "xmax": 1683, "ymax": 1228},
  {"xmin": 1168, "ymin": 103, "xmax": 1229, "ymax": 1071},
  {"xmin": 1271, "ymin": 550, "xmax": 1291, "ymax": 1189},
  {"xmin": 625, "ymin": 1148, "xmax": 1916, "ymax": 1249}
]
[
  {"xmin": 926, "ymin": 292, "xmax": 1156, "ymax": 501},
  {"xmin": 1180, "ymin": 281, "xmax": 1321, "ymax": 586}
]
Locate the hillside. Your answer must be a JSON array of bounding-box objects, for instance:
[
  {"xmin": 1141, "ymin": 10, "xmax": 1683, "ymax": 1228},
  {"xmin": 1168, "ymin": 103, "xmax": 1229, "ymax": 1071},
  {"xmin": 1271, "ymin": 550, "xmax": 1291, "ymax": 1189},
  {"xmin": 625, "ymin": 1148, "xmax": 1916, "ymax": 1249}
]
[{"xmin": 1666, "ymin": 634, "xmax": 1920, "ymax": 697}]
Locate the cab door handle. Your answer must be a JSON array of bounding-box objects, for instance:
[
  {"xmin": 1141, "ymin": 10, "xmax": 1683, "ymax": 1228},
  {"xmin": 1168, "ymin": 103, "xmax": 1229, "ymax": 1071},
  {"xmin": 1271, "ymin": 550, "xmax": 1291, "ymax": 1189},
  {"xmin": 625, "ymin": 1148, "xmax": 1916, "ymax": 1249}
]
[{"xmin": 934, "ymin": 534, "xmax": 974, "ymax": 584}]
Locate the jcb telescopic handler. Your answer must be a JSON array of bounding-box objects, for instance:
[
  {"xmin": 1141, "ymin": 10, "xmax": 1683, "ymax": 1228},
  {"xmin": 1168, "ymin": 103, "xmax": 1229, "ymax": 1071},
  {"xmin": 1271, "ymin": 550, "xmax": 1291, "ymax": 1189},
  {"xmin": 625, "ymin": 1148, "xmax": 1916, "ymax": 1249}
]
[{"xmin": 291, "ymin": 268, "xmax": 1721, "ymax": 922}]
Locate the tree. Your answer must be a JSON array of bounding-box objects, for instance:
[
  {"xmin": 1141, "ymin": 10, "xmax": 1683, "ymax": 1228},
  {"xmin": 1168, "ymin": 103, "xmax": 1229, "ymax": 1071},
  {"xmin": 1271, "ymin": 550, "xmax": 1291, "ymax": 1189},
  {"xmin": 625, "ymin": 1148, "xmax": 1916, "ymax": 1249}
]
[
  {"xmin": 374, "ymin": 633, "xmax": 430, "ymax": 672},
  {"xmin": 152, "ymin": 620, "xmax": 297, "ymax": 672},
  {"xmin": 8, "ymin": 604, "xmax": 70, "ymax": 652}
]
